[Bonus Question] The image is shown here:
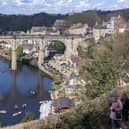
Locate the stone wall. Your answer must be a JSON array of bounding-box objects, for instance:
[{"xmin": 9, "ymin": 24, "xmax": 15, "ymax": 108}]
[{"xmin": 1, "ymin": 115, "xmax": 58, "ymax": 129}]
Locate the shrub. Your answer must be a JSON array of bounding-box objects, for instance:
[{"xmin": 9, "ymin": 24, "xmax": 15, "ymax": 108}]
[{"xmin": 22, "ymin": 112, "xmax": 34, "ymax": 123}]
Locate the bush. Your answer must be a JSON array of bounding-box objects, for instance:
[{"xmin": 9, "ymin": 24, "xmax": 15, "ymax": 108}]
[
  {"xmin": 51, "ymin": 74, "xmax": 62, "ymax": 91},
  {"xmin": 52, "ymin": 40, "xmax": 65, "ymax": 53},
  {"xmin": 17, "ymin": 45, "xmax": 23, "ymax": 61},
  {"xmin": 22, "ymin": 112, "xmax": 34, "ymax": 123},
  {"xmin": 7, "ymin": 45, "xmax": 23, "ymax": 61}
]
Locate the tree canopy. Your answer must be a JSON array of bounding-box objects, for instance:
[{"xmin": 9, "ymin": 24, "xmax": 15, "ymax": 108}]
[
  {"xmin": 16, "ymin": 45, "xmax": 23, "ymax": 61},
  {"xmin": 22, "ymin": 112, "xmax": 34, "ymax": 123},
  {"xmin": 0, "ymin": 9, "xmax": 129, "ymax": 33},
  {"xmin": 52, "ymin": 40, "xmax": 66, "ymax": 53},
  {"xmin": 51, "ymin": 74, "xmax": 62, "ymax": 91},
  {"xmin": 67, "ymin": 11, "xmax": 101, "ymax": 27}
]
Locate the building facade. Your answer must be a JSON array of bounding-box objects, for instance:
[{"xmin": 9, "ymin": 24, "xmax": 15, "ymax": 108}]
[
  {"xmin": 31, "ymin": 26, "xmax": 47, "ymax": 35},
  {"xmin": 93, "ymin": 26, "xmax": 108, "ymax": 42},
  {"xmin": 65, "ymin": 23, "xmax": 88, "ymax": 35}
]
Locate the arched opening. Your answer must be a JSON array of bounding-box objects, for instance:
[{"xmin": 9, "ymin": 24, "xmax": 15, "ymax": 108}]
[
  {"xmin": 45, "ymin": 40, "xmax": 66, "ymax": 61},
  {"xmin": 0, "ymin": 40, "xmax": 11, "ymax": 59},
  {"xmin": 0, "ymin": 40, "xmax": 11, "ymax": 49},
  {"xmin": 21, "ymin": 40, "xmax": 38, "ymax": 58}
]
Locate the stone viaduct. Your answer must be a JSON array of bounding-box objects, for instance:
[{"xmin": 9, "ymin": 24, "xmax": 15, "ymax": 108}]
[{"xmin": 0, "ymin": 34, "xmax": 87, "ymax": 72}]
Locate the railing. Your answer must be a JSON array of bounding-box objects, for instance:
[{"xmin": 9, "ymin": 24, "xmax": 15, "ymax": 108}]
[{"xmin": 0, "ymin": 34, "xmax": 89, "ymax": 40}]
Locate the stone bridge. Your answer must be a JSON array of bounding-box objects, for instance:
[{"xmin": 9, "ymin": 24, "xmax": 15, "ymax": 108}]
[{"xmin": 0, "ymin": 34, "xmax": 87, "ymax": 71}]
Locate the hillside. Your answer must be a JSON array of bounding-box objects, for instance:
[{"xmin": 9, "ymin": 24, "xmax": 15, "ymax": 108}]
[
  {"xmin": 0, "ymin": 13, "xmax": 65, "ymax": 33},
  {"xmin": 0, "ymin": 8, "xmax": 129, "ymax": 33},
  {"xmin": 67, "ymin": 8, "xmax": 129, "ymax": 27}
]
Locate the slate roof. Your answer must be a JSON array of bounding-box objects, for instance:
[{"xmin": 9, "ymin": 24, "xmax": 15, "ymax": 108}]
[{"xmin": 53, "ymin": 97, "xmax": 72, "ymax": 110}]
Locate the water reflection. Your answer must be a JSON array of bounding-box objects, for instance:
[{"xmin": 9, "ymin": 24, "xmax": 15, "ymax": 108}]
[
  {"xmin": 38, "ymin": 70, "xmax": 52, "ymax": 100},
  {"xmin": 5, "ymin": 67, "xmax": 52, "ymax": 101},
  {"xmin": 10, "ymin": 70, "xmax": 17, "ymax": 101},
  {"xmin": 38, "ymin": 70, "xmax": 44, "ymax": 98},
  {"xmin": 0, "ymin": 59, "xmax": 52, "ymax": 126}
]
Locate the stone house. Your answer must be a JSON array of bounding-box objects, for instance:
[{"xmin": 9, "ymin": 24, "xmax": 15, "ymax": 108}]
[
  {"xmin": 30, "ymin": 26, "xmax": 60, "ymax": 35},
  {"xmin": 53, "ymin": 19, "xmax": 68, "ymax": 34},
  {"xmin": 114, "ymin": 16, "xmax": 129, "ymax": 33},
  {"xmin": 52, "ymin": 97, "xmax": 72, "ymax": 113},
  {"xmin": 65, "ymin": 23, "xmax": 88, "ymax": 35},
  {"xmin": 46, "ymin": 27, "xmax": 60, "ymax": 35},
  {"xmin": 105, "ymin": 15, "xmax": 129, "ymax": 34},
  {"xmin": 93, "ymin": 25, "xmax": 108, "ymax": 42},
  {"xmin": 31, "ymin": 26, "xmax": 47, "ymax": 35}
]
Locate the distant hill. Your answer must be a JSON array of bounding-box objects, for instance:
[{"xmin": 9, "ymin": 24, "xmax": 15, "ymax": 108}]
[
  {"xmin": 96, "ymin": 8, "xmax": 129, "ymax": 21},
  {"xmin": 67, "ymin": 8, "xmax": 129, "ymax": 27},
  {"xmin": 0, "ymin": 13, "xmax": 66, "ymax": 33},
  {"xmin": 0, "ymin": 8, "xmax": 129, "ymax": 33}
]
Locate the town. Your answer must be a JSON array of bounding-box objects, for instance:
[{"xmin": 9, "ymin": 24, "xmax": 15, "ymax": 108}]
[
  {"xmin": 0, "ymin": 5, "xmax": 128, "ymax": 128},
  {"xmin": 0, "ymin": 14, "xmax": 128, "ymax": 115}
]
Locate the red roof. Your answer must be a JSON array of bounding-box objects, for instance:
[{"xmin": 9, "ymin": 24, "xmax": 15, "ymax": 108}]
[{"xmin": 115, "ymin": 19, "xmax": 129, "ymax": 29}]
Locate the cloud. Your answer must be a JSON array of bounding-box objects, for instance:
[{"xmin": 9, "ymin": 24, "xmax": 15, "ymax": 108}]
[
  {"xmin": 0, "ymin": 0, "xmax": 128, "ymax": 14},
  {"xmin": 117, "ymin": 0, "xmax": 126, "ymax": 3}
]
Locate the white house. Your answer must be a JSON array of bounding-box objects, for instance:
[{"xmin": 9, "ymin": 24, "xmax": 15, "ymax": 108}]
[
  {"xmin": 0, "ymin": 42, "xmax": 11, "ymax": 48},
  {"xmin": 23, "ymin": 45, "xmax": 37, "ymax": 55}
]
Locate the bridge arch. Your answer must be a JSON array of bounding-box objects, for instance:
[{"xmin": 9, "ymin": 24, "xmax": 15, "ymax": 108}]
[
  {"xmin": 0, "ymin": 35, "xmax": 87, "ymax": 72},
  {"xmin": 44, "ymin": 40, "xmax": 66, "ymax": 59}
]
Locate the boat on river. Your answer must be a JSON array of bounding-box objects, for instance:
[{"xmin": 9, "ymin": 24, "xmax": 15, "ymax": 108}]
[
  {"xmin": 39, "ymin": 100, "xmax": 48, "ymax": 104},
  {"xmin": 22, "ymin": 104, "xmax": 27, "ymax": 108},
  {"xmin": 29, "ymin": 90, "xmax": 37, "ymax": 96},
  {"xmin": 40, "ymin": 101, "xmax": 51, "ymax": 119},
  {"xmin": 14, "ymin": 104, "xmax": 19, "ymax": 110},
  {"xmin": 0, "ymin": 110, "xmax": 7, "ymax": 114},
  {"xmin": 12, "ymin": 111, "xmax": 22, "ymax": 117}
]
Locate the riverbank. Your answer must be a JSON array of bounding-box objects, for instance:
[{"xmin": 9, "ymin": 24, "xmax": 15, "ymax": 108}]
[
  {"xmin": 0, "ymin": 52, "xmax": 70, "ymax": 99},
  {"xmin": 22, "ymin": 58, "xmax": 54, "ymax": 78},
  {"xmin": 0, "ymin": 51, "xmax": 69, "ymax": 127},
  {"xmin": 0, "ymin": 114, "xmax": 58, "ymax": 129},
  {"xmin": 0, "ymin": 51, "xmax": 54, "ymax": 78},
  {"xmin": 0, "ymin": 58, "xmax": 53, "ymax": 127}
]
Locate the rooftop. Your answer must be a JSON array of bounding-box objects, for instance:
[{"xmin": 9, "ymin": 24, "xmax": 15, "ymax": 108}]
[
  {"xmin": 70, "ymin": 23, "xmax": 87, "ymax": 29},
  {"xmin": 52, "ymin": 97, "xmax": 72, "ymax": 110}
]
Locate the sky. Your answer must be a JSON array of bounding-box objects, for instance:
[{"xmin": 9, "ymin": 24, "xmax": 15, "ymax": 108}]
[{"xmin": 0, "ymin": 0, "xmax": 129, "ymax": 15}]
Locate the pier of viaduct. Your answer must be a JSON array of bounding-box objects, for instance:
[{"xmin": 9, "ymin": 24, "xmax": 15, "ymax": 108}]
[{"xmin": 0, "ymin": 34, "xmax": 87, "ymax": 71}]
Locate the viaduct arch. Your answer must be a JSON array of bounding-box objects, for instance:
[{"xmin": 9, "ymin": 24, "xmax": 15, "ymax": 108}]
[{"xmin": 0, "ymin": 34, "xmax": 86, "ymax": 72}]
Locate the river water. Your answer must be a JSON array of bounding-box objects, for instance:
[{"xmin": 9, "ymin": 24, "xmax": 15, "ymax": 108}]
[{"xmin": 0, "ymin": 58, "xmax": 52, "ymax": 126}]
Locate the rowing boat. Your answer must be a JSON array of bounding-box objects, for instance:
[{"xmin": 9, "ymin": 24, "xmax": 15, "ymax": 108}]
[{"xmin": 12, "ymin": 111, "xmax": 22, "ymax": 117}]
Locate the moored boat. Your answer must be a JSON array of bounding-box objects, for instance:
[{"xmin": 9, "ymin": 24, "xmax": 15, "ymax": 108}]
[
  {"xmin": 14, "ymin": 104, "xmax": 19, "ymax": 110},
  {"xmin": 12, "ymin": 111, "xmax": 22, "ymax": 117},
  {"xmin": 0, "ymin": 110, "xmax": 7, "ymax": 114},
  {"xmin": 39, "ymin": 100, "xmax": 48, "ymax": 104},
  {"xmin": 22, "ymin": 104, "xmax": 27, "ymax": 108}
]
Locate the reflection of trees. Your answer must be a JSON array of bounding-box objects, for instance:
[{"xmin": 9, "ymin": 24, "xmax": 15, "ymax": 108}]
[
  {"xmin": 38, "ymin": 70, "xmax": 44, "ymax": 99},
  {"xmin": 11, "ymin": 70, "xmax": 17, "ymax": 102}
]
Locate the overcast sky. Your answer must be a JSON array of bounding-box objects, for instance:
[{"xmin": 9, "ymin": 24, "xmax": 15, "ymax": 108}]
[{"xmin": 0, "ymin": 0, "xmax": 129, "ymax": 15}]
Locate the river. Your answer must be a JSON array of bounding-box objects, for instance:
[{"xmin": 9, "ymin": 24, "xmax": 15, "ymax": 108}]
[{"xmin": 0, "ymin": 58, "xmax": 52, "ymax": 126}]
